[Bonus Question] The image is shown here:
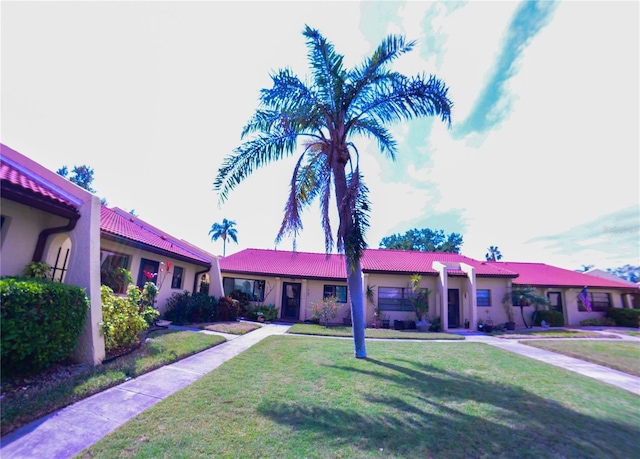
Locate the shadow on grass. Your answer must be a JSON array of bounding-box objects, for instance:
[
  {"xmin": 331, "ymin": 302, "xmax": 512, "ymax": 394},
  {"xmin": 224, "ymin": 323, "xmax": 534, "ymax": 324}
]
[{"xmin": 258, "ymin": 355, "xmax": 639, "ymax": 458}]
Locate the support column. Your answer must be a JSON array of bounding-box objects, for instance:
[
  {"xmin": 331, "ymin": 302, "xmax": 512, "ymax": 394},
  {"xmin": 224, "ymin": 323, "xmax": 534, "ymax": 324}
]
[
  {"xmin": 432, "ymin": 262, "xmax": 449, "ymax": 331},
  {"xmin": 461, "ymin": 263, "xmax": 477, "ymax": 331}
]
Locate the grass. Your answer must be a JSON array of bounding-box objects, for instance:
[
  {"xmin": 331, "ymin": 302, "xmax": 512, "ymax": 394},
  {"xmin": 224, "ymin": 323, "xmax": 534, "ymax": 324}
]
[
  {"xmin": 495, "ymin": 329, "xmax": 620, "ymax": 339},
  {"xmin": 1, "ymin": 329, "xmax": 226, "ymax": 436},
  {"xmin": 289, "ymin": 323, "xmax": 464, "ymax": 340},
  {"xmin": 601, "ymin": 328, "xmax": 640, "ymax": 337},
  {"xmin": 81, "ymin": 337, "xmax": 640, "ymax": 459},
  {"xmin": 196, "ymin": 321, "xmax": 262, "ymax": 335},
  {"xmin": 522, "ymin": 340, "xmax": 640, "ymax": 377}
]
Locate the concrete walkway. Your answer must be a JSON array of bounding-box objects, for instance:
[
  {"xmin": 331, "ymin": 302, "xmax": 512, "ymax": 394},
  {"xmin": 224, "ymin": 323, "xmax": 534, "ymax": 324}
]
[
  {"xmin": 462, "ymin": 331, "xmax": 640, "ymax": 396},
  {"xmin": 0, "ymin": 322, "xmax": 291, "ymax": 459}
]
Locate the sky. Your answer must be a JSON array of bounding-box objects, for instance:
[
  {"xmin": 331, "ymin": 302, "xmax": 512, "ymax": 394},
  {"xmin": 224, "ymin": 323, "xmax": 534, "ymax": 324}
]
[{"xmin": 2, "ymin": 1, "xmax": 638, "ymax": 272}]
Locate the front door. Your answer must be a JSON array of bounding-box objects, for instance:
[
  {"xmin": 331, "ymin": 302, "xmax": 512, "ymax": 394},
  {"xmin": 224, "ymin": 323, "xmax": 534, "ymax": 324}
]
[
  {"xmin": 547, "ymin": 292, "xmax": 564, "ymax": 314},
  {"xmin": 448, "ymin": 289, "xmax": 460, "ymax": 328},
  {"xmin": 282, "ymin": 282, "xmax": 301, "ymax": 320}
]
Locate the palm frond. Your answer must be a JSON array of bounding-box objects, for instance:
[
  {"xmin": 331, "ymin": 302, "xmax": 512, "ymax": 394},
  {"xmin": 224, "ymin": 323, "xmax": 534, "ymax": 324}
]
[
  {"xmin": 354, "ymin": 73, "xmax": 453, "ymax": 127},
  {"xmin": 214, "ymin": 131, "xmax": 298, "ymax": 203},
  {"xmin": 347, "ymin": 119, "xmax": 397, "ymax": 160},
  {"xmin": 302, "ymin": 25, "xmax": 346, "ymax": 115}
]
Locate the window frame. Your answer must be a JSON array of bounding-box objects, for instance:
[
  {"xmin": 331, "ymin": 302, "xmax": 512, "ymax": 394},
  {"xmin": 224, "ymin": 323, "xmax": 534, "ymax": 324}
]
[
  {"xmin": 323, "ymin": 285, "xmax": 348, "ymax": 303},
  {"xmin": 378, "ymin": 287, "xmax": 417, "ymax": 312},
  {"xmin": 476, "ymin": 289, "xmax": 491, "ymax": 307},
  {"xmin": 171, "ymin": 266, "xmax": 184, "ymax": 289},
  {"xmin": 578, "ymin": 292, "xmax": 611, "ymax": 312},
  {"xmin": 222, "ymin": 277, "xmax": 266, "ymax": 302}
]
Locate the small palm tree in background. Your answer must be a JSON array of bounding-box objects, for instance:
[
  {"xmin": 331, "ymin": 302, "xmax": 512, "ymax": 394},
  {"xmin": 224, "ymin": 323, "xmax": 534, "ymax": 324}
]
[
  {"xmin": 209, "ymin": 219, "xmax": 238, "ymax": 256},
  {"xmin": 485, "ymin": 246, "xmax": 503, "ymax": 261},
  {"xmin": 214, "ymin": 25, "xmax": 452, "ymax": 358}
]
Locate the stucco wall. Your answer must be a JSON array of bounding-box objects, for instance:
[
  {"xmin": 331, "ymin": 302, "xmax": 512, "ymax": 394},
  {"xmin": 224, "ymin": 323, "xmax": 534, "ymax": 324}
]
[
  {"xmin": 100, "ymin": 239, "xmax": 214, "ymax": 315},
  {"xmin": 0, "ymin": 199, "xmax": 69, "ymax": 276}
]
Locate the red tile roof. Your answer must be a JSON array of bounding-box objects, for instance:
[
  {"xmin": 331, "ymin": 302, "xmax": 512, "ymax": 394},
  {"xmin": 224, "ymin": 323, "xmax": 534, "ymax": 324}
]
[
  {"xmin": 0, "ymin": 159, "xmax": 78, "ymax": 211},
  {"xmin": 220, "ymin": 248, "xmax": 518, "ymax": 279},
  {"xmin": 100, "ymin": 206, "xmax": 211, "ymax": 266},
  {"xmin": 488, "ymin": 261, "xmax": 639, "ymax": 290}
]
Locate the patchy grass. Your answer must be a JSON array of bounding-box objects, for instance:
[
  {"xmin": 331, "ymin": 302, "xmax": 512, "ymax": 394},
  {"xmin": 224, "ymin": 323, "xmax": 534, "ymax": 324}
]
[
  {"xmin": 197, "ymin": 321, "xmax": 261, "ymax": 335},
  {"xmin": 288, "ymin": 323, "xmax": 463, "ymax": 340},
  {"xmin": 81, "ymin": 337, "xmax": 639, "ymax": 459},
  {"xmin": 496, "ymin": 329, "xmax": 620, "ymax": 339},
  {"xmin": 601, "ymin": 328, "xmax": 640, "ymax": 337},
  {"xmin": 1, "ymin": 329, "xmax": 226, "ymax": 436},
  {"xmin": 522, "ymin": 340, "xmax": 640, "ymax": 377}
]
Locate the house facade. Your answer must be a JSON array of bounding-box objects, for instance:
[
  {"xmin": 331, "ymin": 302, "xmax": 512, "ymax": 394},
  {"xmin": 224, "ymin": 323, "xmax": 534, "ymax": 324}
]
[
  {"xmin": 1, "ymin": 144, "xmax": 223, "ymax": 365},
  {"xmin": 220, "ymin": 248, "xmax": 639, "ymax": 330}
]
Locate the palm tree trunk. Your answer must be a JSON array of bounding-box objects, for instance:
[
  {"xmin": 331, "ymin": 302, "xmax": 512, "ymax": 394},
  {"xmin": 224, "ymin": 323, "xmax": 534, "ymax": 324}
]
[
  {"xmin": 345, "ymin": 260, "xmax": 367, "ymax": 358},
  {"xmin": 333, "ymin": 157, "xmax": 367, "ymax": 359}
]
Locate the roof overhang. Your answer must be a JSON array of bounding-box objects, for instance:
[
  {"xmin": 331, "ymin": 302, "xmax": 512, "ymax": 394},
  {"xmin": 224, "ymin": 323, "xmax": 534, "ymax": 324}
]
[
  {"xmin": 101, "ymin": 232, "xmax": 211, "ymax": 268},
  {"xmin": 1, "ymin": 182, "xmax": 80, "ymax": 221}
]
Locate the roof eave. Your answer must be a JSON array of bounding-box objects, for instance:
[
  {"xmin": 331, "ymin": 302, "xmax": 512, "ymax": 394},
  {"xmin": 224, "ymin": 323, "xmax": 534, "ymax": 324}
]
[
  {"xmin": 1, "ymin": 183, "xmax": 80, "ymax": 220},
  {"xmin": 101, "ymin": 232, "xmax": 211, "ymax": 268}
]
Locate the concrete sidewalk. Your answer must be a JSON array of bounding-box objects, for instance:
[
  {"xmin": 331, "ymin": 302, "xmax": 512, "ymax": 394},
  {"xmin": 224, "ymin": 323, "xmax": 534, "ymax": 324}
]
[
  {"xmin": 463, "ymin": 333, "xmax": 640, "ymax": 396},
  {"xmin": 0, "ymin": 322, "xmax": 291, "ymax": 459}
]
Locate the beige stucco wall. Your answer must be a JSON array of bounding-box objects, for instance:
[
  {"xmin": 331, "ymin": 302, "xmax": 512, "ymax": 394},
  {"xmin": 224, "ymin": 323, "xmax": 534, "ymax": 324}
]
[
  {"xmin": 475, "ymin": 278, "xmax": 512, "ymax": 328},
  {"xmin": 101, "ymin": 239, "xmax": 216, "ymax": 315},
  {"xmin": 0, "ymin": 199, "xmax": 69, "ymax": 276}
]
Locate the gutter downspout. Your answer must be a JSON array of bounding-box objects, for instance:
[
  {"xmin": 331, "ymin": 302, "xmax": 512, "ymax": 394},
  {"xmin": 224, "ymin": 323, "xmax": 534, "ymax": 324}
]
[
  {"xmin": 32, "ymin": 215, "xmax": 80, "ymax": 262},
  {"xmin": 193, "ymin": 267, "xmax": 211, "ymax": 295}
]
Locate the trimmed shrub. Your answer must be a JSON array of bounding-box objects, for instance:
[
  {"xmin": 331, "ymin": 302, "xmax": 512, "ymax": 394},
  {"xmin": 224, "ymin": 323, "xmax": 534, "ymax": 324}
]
[
  {"xmin": 101, "ymin": 285, "xmax": 149, "ymax": 354},
  {"xmin": 1, "ymin": 277, "xmax": 89, "ymax": 376},
  {"xmin": 606, "ymin": 308, "xmax": 640, "ymax": 328},
  {"xmin": 216, "ymin": 297, "xmax": 239, "ymax": 322},
  {"xmin": 579, "ymin": 317, "xmax": 617, "ymax": 327},
  {"xmin": 532, "ymin": 310, "xmax": 564, "ymax": 327},
  {"xmin": 229, "ymin": 289, "xmax": 251, "ymax": 317},
  {"xmin": 245, "ymin": 304, "xmax": 279, "ymax": 322},
  {"xmin": 163, "ymin": 292, "xmax": 218, "ymax": 324}
]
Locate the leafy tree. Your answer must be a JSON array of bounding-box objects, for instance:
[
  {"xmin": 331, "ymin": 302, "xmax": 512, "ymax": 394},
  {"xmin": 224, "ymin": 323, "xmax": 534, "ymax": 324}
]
[
  {"xmin": 606, "ymin": 265, "xmax": 640, "ymax": 283},
  {"xmin": 214, "ymin": 25, "xmax": 452, "ymax": 358},
  {"xmin": 56, "ymin": 165, "xmax": 96, "ymax": 193},
  {"xmin": 485, "ymin": 245, "xmax": 503, "ymax": 261},
  {"xmin": 379, "ymin": 228, "xmax": 463, "ymax": 253},
  {"xmin": 209, "ymin": 218, "xmax": 238, "ymax": 256}
]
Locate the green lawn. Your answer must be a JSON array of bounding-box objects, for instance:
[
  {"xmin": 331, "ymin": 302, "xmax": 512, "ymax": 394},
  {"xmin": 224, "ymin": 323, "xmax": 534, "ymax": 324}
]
[
  {"xmin": 80, "ymin": 337, "xmax": 640, "ymax": 459},
  {"xmin": 496, "ymin": 329, "xmax": 620, "ymax": 339},
  {"xmin": 1, "ymin": 329, "xmax": 226, "ymax": 436},
  {"xmin": 522, "ymin": 340, "xmax": 640, "ymax": 377},
  {"xmin": 289, "ymin": 323, "xmax": 464, "ymax": 340}
]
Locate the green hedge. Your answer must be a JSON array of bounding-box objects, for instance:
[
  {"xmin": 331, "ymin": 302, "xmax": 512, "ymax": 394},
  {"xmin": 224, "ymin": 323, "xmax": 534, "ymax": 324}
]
[
  {"xmin": 245, "ymin": 304, "xmax": 278, "ymax": 322},
  {"xmin": 606, "ymin": 308, "xmax": 640, "ymax": 328},
  {"xmin": 1, "ymin": 277, "xmax": 89, "ymax": 376},
  {"xmin": 532, "ymin": 310, "xmax": 564, "ymax": 327},
  {"xmin": 163, "ymin": 291, "xmax": 218, "ymax": 325}
]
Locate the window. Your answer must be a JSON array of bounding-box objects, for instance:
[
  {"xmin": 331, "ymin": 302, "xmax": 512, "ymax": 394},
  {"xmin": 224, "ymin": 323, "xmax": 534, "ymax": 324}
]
[
  {"xmin": 323, "ymin": 285, "xmax": 348, "ymax": 303},
  {"xmin": 137, "ymin": 258, "xmax": 159, "ymax": 288},
  {"xmin": 223, "ymin": 277, "xmax": 266, "ymax": 302},
  {"xmin": 100, "ymin": 251, "xmax": 131, "ymax": 293},
  {"xmin": 578, "ymin": 292, "xmax": 611, "ymax": 312},
  {"xmin": 476, "ymin": 289, "xmax": 491, "ymax": 307},
  {"xmin": 378, "ymin": 287, "xmax": 424, "ymax": 311},
  {"xmin": 171, "ymin": 266, "xmax": 184, "ymax": 289}
]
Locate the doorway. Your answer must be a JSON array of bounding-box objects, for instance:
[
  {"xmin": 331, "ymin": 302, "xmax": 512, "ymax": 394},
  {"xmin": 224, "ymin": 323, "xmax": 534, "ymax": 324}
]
[
  {"xmin": 448, "ymin": 289, "xmax": 460, "ymax": 328},
  {"xmin": 281, "ymin": 282, "xmax": 301, "ymax": 320}
]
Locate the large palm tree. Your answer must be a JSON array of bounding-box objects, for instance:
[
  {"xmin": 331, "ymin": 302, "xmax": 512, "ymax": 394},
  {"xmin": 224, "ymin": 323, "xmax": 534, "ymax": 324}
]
[
  {"xmin": 214, "ymin": 25, "xmax": 452, "ymax": 358},
  {"xmin": 209, "ymin": 218, "xmax": 238, "ymax": 256}
]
